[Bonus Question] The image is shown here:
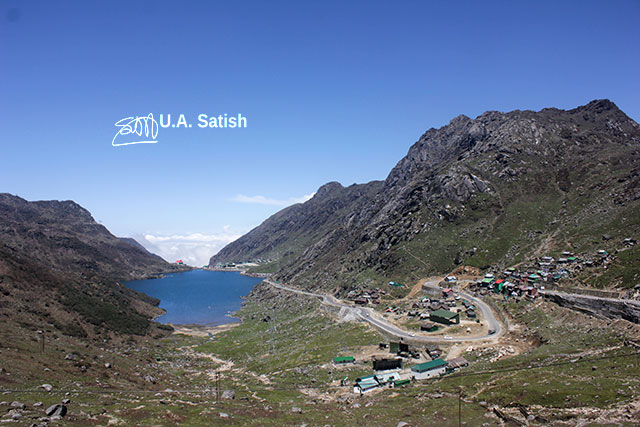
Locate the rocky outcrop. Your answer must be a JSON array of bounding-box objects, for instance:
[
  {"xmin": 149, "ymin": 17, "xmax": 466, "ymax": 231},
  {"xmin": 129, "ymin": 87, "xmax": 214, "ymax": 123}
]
[{"xmin": 542, "ymin": 291, "xmax": 640, "ymax": 324}]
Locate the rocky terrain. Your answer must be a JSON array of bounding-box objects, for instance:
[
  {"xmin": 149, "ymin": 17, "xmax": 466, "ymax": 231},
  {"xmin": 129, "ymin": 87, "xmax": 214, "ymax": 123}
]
[
  {"xmin": 542, "ymin": 290, "xmax": 640, "ymax": 324},
  {"xmin": 211, "ymin": 100, "xmax": 640, "ymax": 293}
]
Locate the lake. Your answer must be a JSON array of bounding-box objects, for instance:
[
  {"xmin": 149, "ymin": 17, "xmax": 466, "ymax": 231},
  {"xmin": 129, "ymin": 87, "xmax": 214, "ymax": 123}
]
[{"xmin": 125, "ymin": 269, "xmax": 263, "ymax": 325}]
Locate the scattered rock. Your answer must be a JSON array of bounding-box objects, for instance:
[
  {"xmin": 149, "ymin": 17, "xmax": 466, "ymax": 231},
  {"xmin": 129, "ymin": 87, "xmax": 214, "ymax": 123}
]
[
  {"xmin": 41, "ymin": 384, "xmax": 53, "ymax": 392},
  {"xmin": 33, "ymin": 402, "xmax": 43, "ymax": 407},
  {"xmin": 143, "ymin": 375, "xmax": 156, "ymax": 384},
  {"xmin": 219, "ymin": 412, "xmax": 229, "ymax": 418},
  {"xmin": 454, "ymin": 252, "xmax": 463, "ymax": 265},
  {"xmin": 11, "ymin": 401, "xmax": 25, "ymax": 409},
  {"xmin": 11, "ymin": 412, "xmax": 22, "ymax": 420},
  {"xmin": 351, "ymin": 403, "xmax": 360, "ymax": 409},
  {"xmin": 45, "ymin": 404, "xmax": 67, "ymax": 418},
  {"xmin": 291, "ymin": 406, "xmax": 302, "ymax": 413},
  {"xmin": 62, "ymin": 398, "xmax": 70, "ymax": 404},
  {"xmin": 104, "ymin": 363, "xmax": 111, "ymax": 369},
  {"xmin": 221, "ymin": 390, "xmax": 235, "ymax": 400}
]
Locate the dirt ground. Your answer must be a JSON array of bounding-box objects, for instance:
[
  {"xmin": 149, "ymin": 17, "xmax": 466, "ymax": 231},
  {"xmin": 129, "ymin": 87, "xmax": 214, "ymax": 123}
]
[{"xmin": 171, "ymin": 322, "xmax": 238, "ymax": 337}]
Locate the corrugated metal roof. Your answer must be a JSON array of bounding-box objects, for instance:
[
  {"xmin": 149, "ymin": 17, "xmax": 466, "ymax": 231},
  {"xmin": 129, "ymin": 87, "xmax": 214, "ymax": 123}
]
[
  {"xmin": 357, "ymin": 379, "xmax": 378, "ymax": 389},
  {"xmin": 430, "ymin": 309, "xmax": 458, "ymax": 319},
  {"xmin": 375, "ymin": 372, "xmax": 400, "ymax": 383},
  {"xmin": 411, "ymin": 358, "xmax": 448, "ymax": 373}
]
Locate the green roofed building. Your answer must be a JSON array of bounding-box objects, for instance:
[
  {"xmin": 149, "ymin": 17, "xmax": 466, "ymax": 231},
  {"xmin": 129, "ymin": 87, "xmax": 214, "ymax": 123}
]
[
  {"xmin": 354, "ymin": 376, "xmax": 379, "ymax": 394},
  {"xmin": 356, "ymin": 375, "xmax": 376, "ymax": 384},
  {"xmin": 333, "ymin": 356, "xmax": 355, "ymax": 364},
  {"xmin": 394, "ymin": 378, "xmax": 410, "ymax": 387},
  {"xmin": 411, "ymin": 358, "xmax": 448, "ymax": 379},
  {"xmin": 430, "ymin": 309, "xmax": 460, "ymax": 325}
]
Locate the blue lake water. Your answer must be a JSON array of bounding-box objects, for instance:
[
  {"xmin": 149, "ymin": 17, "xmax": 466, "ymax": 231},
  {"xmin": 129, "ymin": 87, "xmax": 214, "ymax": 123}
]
[{"xmin": 125, "ymin": 270, "xmax": 263, "ymax": 325}]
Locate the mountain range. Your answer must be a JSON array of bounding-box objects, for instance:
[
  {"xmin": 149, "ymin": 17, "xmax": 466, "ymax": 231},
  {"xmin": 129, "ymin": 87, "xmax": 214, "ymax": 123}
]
[{"xmin": 210, "ymin": 99, "xmax": 640, "ymax": 294}]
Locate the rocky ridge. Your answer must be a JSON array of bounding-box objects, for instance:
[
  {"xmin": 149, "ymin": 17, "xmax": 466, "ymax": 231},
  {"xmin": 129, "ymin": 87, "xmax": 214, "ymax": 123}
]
[{"xmin": 211, "ymin": 100, "xmax": 640, "ymax": 293}]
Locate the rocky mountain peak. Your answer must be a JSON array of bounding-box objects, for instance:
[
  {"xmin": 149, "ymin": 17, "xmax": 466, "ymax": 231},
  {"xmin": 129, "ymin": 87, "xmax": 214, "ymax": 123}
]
[
  {"xmin": 579, "ymin": 98, "xmax": 619, "ymax": 114},
  {"xmin": 313, "ymin": 181, "xmax": 344, "ymax": 199}
]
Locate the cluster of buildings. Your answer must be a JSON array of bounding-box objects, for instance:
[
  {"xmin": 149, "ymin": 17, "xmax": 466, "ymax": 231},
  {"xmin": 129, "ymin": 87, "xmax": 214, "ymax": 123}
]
[
  {"xmin": 344, "ymin": 342, "xmax": 469, "ymax": 394},
  {"xmin": 346, "ymin": 288, "xmax": 387, "ymax": 305},
  {"xmin": 403, "ymin": 288, "xmax": 478, "ymax": 329},
  {"xmin": 469, "ymin": 248, "xmax": 622, "ymax": 299},
  {"xmin": 345, "ymin": 281, "xmax": 407, "ymax": 306}
]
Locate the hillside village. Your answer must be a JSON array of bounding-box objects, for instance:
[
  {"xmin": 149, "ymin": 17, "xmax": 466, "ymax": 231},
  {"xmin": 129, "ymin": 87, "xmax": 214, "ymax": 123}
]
[{"xmin": 317, "ymin": 239, "xmax": 640, "ymax": 399}]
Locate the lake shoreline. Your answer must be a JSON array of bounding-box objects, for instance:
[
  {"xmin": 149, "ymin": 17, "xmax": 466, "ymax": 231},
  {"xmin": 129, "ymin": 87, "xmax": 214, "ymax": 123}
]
[{"xmin": 125, "ymin": 269, "xmax": 263, "ymax": 325}]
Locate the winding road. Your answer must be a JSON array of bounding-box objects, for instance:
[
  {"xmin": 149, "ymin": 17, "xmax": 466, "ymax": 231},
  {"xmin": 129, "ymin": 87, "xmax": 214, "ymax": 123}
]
[{"xmin": 265, "ymin": 279, "xmax": 504, "ymax": 343}]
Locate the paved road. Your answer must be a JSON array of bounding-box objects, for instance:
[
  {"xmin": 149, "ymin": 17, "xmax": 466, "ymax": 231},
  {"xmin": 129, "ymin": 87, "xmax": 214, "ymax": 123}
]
[{"xmin": 265, "ymin": 280, "xmax": 504, "ymax": 343}]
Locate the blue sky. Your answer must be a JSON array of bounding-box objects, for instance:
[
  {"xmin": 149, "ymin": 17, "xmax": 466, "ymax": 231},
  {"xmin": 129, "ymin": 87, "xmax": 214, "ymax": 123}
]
[{"xmin": 1, "ymin": 1, "xmax": 639, "ymax": 265}]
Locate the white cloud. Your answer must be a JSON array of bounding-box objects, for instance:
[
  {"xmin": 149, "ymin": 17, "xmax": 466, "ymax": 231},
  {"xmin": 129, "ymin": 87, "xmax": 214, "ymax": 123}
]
[
  {"xmin": 231, "ymin": 193, "xmax": 314, "ymax": 207},
  {"xmin": 129, "ymin": 231, "xmax": 244, "ymax": 267}
]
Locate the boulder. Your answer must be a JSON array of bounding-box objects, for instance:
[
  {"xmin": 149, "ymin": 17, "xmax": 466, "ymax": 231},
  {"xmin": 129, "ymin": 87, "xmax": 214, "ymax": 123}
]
[{"xmin": 45, "ymin": 404, "xmax": 67, "ymax": 418}]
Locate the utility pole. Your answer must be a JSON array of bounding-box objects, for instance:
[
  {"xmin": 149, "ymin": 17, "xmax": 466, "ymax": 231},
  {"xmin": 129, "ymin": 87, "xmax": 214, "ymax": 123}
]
[
  {"xmin": 37, "ymin": 331, "xmax": 44, "ymax": 353},
  {"xmin": 458, "ymin": 386, "xmax": 462, "ymax": 427},
  {"xmin": 216, "ymin": 370, "xmax": 220, "ymax": 403}
]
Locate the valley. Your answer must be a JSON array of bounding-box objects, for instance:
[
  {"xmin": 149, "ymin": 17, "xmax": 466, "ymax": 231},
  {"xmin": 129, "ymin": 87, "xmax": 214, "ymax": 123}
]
[{"xmin": 1, "ymin": 99, "xmax": 640, "ymax": 425}]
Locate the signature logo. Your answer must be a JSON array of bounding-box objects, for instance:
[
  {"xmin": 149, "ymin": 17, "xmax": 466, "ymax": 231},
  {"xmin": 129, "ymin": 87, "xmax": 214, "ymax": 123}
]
[{"xmin": 112, "ymin": 114, "xmax": 159, "ymax": 146}]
